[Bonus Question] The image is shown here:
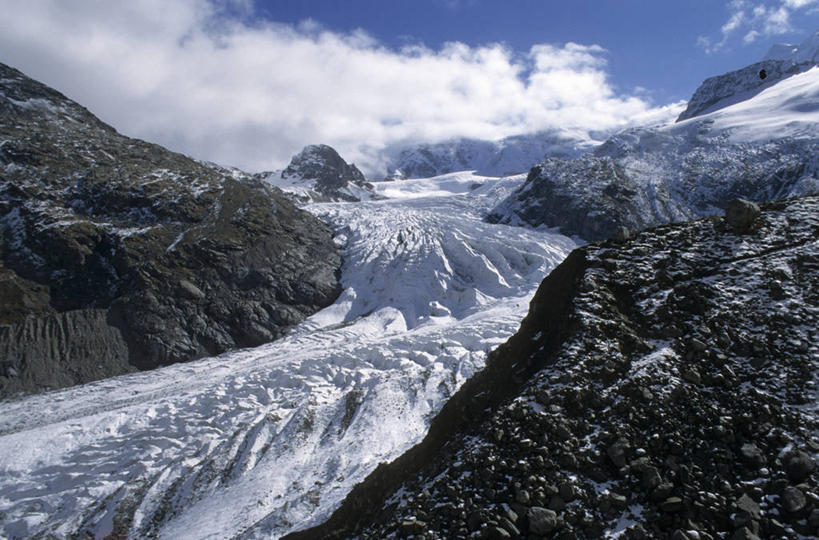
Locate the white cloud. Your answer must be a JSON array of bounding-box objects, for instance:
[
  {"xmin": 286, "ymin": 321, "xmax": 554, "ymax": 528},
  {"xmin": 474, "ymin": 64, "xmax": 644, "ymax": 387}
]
[
  {"xmin": 699, "ymin": 0, "xmax": 818, "ymax": 54},
  {"xmin": 0, "ymin": 0, "xmax": 665, "ymax": 175}
]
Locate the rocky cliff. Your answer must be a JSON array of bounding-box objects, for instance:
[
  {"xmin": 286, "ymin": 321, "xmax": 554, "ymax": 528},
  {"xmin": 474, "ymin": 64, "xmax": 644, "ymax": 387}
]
[
  {"xmin": 0, "ymin": 63, "xmax": 342, "ymax": 397},
  {"xmin": 260, "ymin": 144, "xmax": 379, "ymax": 203},
  {"xmin": 287, "ymin": 195, "xmax": 818, "ymax": 539}
]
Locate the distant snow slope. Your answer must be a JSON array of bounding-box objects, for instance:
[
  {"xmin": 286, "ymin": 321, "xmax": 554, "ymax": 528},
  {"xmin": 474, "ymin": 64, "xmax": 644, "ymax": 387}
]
[
  {"xmin": 678, "ymin": 30, "xmax": 819, "ymax": 122},
  {"xmin": 0, "ymin": 172, "xmax": 576, "ymax": 539},
  {"xmin": 380, "ymin": 131, "xmax": 592, "ymax": 180}
]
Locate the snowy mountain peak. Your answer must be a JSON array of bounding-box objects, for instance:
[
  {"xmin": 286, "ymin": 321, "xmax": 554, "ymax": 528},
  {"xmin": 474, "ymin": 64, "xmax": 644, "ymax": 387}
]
[
  {"xmin": 283, "ymin": 144, "xmax": 367, "ymax": 186},
  {"xmin": 262, "ymin": 144, "xmax": 380, "ymax": 202},
  {"xmin": 764, "ymin": 29, "xmax": 819, "ymax": 63},
  {"xmin": 382, "ymin": 131, "xmax": 591, "ymax": 180},
  {"xmin": 678, "ymin": 29, "xmax": 819, "ymax": 122}
]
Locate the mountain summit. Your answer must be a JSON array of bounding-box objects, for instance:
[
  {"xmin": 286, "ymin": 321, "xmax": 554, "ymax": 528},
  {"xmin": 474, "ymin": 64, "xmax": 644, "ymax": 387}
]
[
  {"xmin": 262, "ymin": 144, "xmax": 378, "ymax": 202},
  {"xmin": 488, "ymin": 47, "xmax": 819, "ymax": 241},
  {"xmin": 678, "ymin": 29, "xmax": 819, "ymax": 122}
]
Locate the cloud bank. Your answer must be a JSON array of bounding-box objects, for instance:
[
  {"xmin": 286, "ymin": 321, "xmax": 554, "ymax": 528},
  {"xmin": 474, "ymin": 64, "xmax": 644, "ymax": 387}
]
[
  {"xmin": 698, "ymin": 0, "xmax": 819, "ymax": 54},
  {"xmin": 0, "ymin": 0, "xmax": 668, "ymax": 174}
]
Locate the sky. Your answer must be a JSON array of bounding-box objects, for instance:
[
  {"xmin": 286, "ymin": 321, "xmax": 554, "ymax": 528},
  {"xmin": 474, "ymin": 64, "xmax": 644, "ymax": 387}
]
[{"xmin": 1, "ymin": 0, "xmax": 818, "ymax": 175}]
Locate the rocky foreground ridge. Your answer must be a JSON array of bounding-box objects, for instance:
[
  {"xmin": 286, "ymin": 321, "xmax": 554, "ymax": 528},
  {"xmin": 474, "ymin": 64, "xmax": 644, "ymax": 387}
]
[
  {"xmin": 0, "ymin": 63, "xmax": 342, "ymax": 397},
  {"xmin": 289, "ymin": 195, "xmax": 818, "ymax": 539}
]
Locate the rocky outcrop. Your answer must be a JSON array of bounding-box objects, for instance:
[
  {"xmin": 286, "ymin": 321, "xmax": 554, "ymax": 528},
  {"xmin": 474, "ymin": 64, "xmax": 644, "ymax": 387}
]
[
  {"xmin": 264, "ymin": 144, "xmax": 378, "ymax": 202},
  {"xmin": 287, "ymin": 195, "xmax": 819, "ymax": 539},
  {"xmin": 0, "ymin": 310, "xmax": 133, "ymax": 397},
  {"xmin": 487, "ymin": 131, "xmax": 818, "ymax": 241},
  {"xmin": 0, "ymin": 62, "xmax": 342, "ymax": 397}
]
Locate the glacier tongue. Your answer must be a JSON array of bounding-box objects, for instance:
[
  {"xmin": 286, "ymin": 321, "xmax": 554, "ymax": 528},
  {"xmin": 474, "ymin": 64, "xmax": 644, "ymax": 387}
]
[{"xmin": 0, "ymin": 172, "xmax": 576, "ymax": 539}]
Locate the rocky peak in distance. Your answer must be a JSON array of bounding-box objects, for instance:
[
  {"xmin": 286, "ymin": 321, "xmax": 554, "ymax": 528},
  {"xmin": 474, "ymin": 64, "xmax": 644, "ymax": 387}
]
[{"xmin": 262, "ymin": 143, "xmax": 379, "ymax": 203}]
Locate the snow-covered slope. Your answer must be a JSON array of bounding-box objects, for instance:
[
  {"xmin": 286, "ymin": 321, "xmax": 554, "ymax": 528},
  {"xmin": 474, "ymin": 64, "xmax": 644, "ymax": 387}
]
[
  {"xmin": 490, "ymin": 66, "xmax": 819, "ymax": 240},
  {"xmin": 765, "ymin": 29, "xmax": 819, "ymax": 63},
  {"xmin": 0, "ymin": 172, "xmax": 576, "ymax": 538},
  {"xmin": 678, "ymin": 30, "xmax": 819, "ymax": 122}
]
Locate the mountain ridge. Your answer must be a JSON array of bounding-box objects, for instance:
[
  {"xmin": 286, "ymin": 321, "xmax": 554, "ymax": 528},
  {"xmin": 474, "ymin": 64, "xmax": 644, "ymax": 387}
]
[{"xmin": 0, "ymin": 62, "xmax": 342, "ymax": 397}]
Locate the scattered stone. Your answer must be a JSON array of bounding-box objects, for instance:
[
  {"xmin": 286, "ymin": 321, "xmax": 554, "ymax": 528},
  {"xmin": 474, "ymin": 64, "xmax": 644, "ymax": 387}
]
[
  {"xmin": 724, "ymin": 199, "xmax": 761, "ymax": 233},
  {"xmin": 607, "ymin": 438, "xmax": 631, "ymax": 468},
  {"xmin": 559, "ymin": 481, "xmax": 576, "ymax": 501},
  {"xmin": 399, "ymin": 518, "xmax": 427, "ymax": 535},
  {"xmin": 515, "ymin": 489, "xmax": 531, "ymax": 505},
  {"xmin": 527, "ymin": 507, "xmax": 558, "ymax": 535},
  {"xmin": 610, "ymin": 492, "xmax": 628, "ymax": 510},
  {"xmin": 784, "ymin": 451, "xmax": 816, "ymax": 483},
  {"xmin": 613, "ymin": 226, "xmax": 631, "ymax": 242},
  {"xmin": 781, "ymin": 486, "xmax": 806, "ymax": 513},
  {"xmin": 739, "ymin": 444, "xmax": 765, "ymax": 469},
  {"xmin": 688, "ymin": 338, "xmax": 708, "ymax": 353},
  {"xmin": 682, "ymin": 368, "xmax": 702, "ymax": 384},
  {"xmin": 661, "ymin": 497, "xmax": 684, "ymax": 513},
  {"xmin": 483, "ymin": 525, "xmax": 511, "ymax": 539},
  {"xmin": 730, "ymin": 526, "xmax": 761, "ymax": 540},
  {"xmin": 642, "ymin": 466, "xmax": 662, "ymax": 490}
]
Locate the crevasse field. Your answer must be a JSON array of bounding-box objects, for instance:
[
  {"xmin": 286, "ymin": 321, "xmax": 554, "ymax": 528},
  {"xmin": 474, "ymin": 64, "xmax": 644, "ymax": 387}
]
[{"xmin": 0, "ymin": 172, "xmax": 576, "ymax": 539}]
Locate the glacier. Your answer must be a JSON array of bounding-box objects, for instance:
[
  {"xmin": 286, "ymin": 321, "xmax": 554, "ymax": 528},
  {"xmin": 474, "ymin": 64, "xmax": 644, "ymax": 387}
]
[{"xmin": 0, "ymin": 172, "xmax": 576, "ymax": 539}]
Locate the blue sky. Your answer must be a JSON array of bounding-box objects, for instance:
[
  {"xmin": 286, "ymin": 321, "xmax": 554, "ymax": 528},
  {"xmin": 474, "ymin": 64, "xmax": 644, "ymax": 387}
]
[
  {"xmin": 0, "ymin": 0, "xmax": 817, "ymax": 173},
  {"xmin": 252, "ymin": 0, "xmax": 819, "ymax": 102}
]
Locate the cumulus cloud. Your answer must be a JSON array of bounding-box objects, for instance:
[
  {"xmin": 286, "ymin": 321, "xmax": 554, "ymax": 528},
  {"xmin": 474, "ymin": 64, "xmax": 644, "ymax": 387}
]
[
  {"xmin": 0, "ymin": 0, "xmax": 666, "ymax": 175},
  {"xmin": 698, "ymin": 0, "xmax": 818, "ymax": 53}
]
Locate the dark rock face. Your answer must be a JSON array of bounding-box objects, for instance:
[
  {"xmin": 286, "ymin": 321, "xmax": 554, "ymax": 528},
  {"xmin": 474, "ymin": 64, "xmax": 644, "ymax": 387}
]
[
  {"xmin": 287, "ymin": 196, "xmax": 818, "ymax": 539},
  {"xmin": 281, "ymin": 144, "xmax": 372, "ymax": 201},
  {"xmin": 0, "ymin": 63, "xmax": 342, "ymax": 397}
]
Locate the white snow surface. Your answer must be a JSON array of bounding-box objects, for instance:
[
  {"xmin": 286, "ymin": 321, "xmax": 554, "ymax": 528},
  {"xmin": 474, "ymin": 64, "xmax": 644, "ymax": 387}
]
[
  {"xmin": 673, "ymin": 65, "xmax": 819, "ymax": 143},
  {"xmin": 764, "ymin": 30, "xmax": 819, "ymax": 63},
  {"xmin": 0, "ymin": 172, "xmax": 576, "ymax": 539}
]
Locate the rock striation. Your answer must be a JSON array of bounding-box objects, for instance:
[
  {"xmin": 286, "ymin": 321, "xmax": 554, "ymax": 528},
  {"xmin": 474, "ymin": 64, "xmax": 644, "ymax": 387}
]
[
  {"xmin": 287, "ymin": 195, "xmax": 819, "ymax": 539},
  {"xmin": 0, "ymin": 62, "xmax": 342, "ymax": 397}
]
